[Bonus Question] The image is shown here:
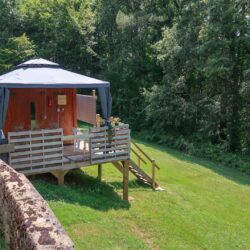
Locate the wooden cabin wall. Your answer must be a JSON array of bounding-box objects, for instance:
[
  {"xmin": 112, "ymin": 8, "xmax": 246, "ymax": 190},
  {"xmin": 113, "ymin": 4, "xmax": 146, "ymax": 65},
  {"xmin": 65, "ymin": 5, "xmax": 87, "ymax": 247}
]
[{"xmin": 4, "ymin": 88, "xmax": 77, "ymax": 136}]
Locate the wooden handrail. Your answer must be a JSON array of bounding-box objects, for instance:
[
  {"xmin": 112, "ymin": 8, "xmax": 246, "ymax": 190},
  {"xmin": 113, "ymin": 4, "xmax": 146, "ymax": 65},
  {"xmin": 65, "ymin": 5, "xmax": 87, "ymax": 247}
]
[
  {"xmin": 131, "ymin": 140, "xmax": 160, "ymax": 170},
  {"xmin": 152, "ymin": 159, "xmax": 156, "ymax": 190},
  {"xmin": 131, "ymin": 148, "xmax": 147, "ymax": 165}
]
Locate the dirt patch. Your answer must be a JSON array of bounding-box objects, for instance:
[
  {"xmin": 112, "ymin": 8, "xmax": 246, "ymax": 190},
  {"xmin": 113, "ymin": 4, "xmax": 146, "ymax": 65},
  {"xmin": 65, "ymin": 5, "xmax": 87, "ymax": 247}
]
[{"xmin": 130, "ymin": 222, "xmax": 159, "ymax": 250}]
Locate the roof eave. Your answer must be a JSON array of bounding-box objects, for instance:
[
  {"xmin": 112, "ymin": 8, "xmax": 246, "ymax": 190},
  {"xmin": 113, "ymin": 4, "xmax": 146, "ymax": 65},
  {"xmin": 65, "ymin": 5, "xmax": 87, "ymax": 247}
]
[{"xmin": 0, "ymin": 82, "xmax": 110, "ymax": 88}]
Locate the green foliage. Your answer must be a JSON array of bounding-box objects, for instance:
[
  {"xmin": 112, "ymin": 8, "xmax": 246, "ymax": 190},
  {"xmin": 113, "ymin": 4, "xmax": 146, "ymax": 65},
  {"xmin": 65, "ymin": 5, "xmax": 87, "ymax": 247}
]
[
  {"xmin": 143, "ymin": 0, "xmax": 250, "ymax": 155},
  {"xmin": 94, "ymin": 0, "xmax": 168, "ymax": 128},
  {"xmin": 0, "ymin": 231, "xmax": 7, "ymax": 250},
  {"xmin": 0, "ymin": 0, "xmax": 249, "ymax": 159},
  {"xmin": 77, "ymin": 120, "xmax": 92, "ymax": 129},
  {"xmin": 0, "ymin": 34, "xmax": 36, "ymax": 73},
  {"xmin": 198, "ymin": 0, "xmax": 249, "ymax": 152},
  {"xmin": 241, "ymin": 80, "xmax": 250, "ymax": 154},
  {"xmin": 135, "ymin": 129, "xmax": 250, "ymax": 174},
  {"xmin": 18, "ymin": 0, "xmax": 96, "ymax": 72}
]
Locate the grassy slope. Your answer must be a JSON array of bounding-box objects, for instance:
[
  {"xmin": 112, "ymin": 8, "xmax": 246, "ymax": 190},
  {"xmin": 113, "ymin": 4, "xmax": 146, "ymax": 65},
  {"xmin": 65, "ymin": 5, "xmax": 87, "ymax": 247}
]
[
  {"xmin": 31, "ymin": 140, "xmax": 250, "ymax": 250},
  {"xmin": 0, "ymin": 236, "xmax": 7, "ymax": 250}
]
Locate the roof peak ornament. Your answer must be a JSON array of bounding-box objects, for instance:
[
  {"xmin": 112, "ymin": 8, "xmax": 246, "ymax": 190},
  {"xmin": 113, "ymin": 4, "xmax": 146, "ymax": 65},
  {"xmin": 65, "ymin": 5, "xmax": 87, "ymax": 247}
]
[{"xmin": 16, "ymin": 58, "xmax": 60, "ymax": 69}]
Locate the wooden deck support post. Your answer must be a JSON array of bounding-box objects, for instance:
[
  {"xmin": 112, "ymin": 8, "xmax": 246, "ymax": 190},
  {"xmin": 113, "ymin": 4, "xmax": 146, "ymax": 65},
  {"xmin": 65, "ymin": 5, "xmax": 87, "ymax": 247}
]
[
  {"xmin": 152, "ymin": 159, "xmax": 156, "ymax": 191},
  {"xmin": 98, "ymin": 164, "xmax": 102, "ymax": 180},
  {"xmin": 123, "ymin": 160, "xmax": 129, "ymax": 201},
  {"xmin": 51, "ymin": 170, "xmax": 69, "ymax": 185}
]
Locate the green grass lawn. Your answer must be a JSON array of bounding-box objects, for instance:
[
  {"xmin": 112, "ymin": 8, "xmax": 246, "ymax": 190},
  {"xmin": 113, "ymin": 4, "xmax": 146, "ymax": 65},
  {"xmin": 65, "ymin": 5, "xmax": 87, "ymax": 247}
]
[
  {"xmin": 0, "ymin": 235, "xmax": 7, "ymax": 250},
  {"xmin": 31, "ymin": 140, "xmax": 250, "ymax": 250}
]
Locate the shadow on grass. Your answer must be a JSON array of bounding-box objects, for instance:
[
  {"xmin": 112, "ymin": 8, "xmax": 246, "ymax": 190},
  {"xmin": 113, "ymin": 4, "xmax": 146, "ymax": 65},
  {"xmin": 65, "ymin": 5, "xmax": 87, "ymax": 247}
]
[
  {"xmin": 29, "ymin": 169, "xmax": 132, "ymax": 212},
  {"xmin": 134, "ymin": 138, "xmax": 250, "ymax": 187},
  {"xmin": 109, "ymin": 179, "xmax": 152, "ymax": 190},
  {"xmin": 0, "ymin": 239, "xmax": 7, "ymax": 250},
  {"xmin": 0, "ymin": 231, "xmax": 7, "ymax": 250}
]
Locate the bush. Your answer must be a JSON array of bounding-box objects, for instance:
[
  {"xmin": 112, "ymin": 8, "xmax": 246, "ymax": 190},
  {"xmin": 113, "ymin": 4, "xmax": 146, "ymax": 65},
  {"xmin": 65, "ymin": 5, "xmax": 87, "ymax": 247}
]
[{"xmin": 134, "ymin": 130, "xmax": 250, "ymax": 174}]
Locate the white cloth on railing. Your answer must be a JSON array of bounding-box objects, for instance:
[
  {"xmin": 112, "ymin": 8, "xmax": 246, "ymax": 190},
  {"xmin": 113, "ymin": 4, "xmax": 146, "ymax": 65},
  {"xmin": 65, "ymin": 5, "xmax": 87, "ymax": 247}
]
[{"xmin": 72, "ymin": 128, "xmax": 84, "ymax": 150}]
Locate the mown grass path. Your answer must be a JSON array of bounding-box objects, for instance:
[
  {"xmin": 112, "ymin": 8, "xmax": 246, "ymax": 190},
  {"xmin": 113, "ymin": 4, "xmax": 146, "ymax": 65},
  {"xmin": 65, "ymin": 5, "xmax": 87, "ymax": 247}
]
[{"xmin": 32, "ymin": 140, "xmax": 250, "ymax": 250}]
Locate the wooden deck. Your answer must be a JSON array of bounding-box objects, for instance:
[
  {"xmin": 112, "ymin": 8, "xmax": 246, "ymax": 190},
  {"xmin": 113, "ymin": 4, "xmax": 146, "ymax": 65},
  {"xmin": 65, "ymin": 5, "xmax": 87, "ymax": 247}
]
[
  {"xmin": 4, "ymin": 125, "xmax": 137, "ymax": 200},
  {"xmin": 2, "ymin": 124, "xmax": 162, "ymax": 201},
  {"xmin": 7, "ymin": 125, "xmax": 130, "ymax": 174},
  {"xmin": 63, "ymin": 144, "xmax": 90, "ymax": 163}
]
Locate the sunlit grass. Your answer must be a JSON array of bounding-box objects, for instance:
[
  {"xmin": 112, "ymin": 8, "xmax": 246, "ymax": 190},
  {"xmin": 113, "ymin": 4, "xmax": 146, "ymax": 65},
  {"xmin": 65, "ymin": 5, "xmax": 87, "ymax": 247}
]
[{"xmin": 31, "ymin": 139, "xmax": 250, "ymax": 250}]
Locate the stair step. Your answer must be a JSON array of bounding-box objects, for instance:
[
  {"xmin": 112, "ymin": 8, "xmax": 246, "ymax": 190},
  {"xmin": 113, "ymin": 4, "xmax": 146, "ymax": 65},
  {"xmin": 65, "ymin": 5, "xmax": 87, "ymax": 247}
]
[
  {"xmin": 113, "ymin": 161, "xmax": 161, "ymax": 190},
  {"xmin": 137, "ymin": 179, "xmax": 151, "ymax": 185},
  {"xmin": 129, "ymin": 160, "xmax": 160, "ymax": 188}
]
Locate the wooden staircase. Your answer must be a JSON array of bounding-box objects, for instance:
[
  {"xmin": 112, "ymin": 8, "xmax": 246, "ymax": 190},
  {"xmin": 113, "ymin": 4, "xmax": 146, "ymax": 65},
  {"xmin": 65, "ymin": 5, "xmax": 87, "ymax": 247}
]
[
  {"xmin": 113, "ymin": 140, "xmax": 161, "ymax": 190},
  {"xmin": 129, "ymin": 159, "xmax": 158, "ymax": 187}
]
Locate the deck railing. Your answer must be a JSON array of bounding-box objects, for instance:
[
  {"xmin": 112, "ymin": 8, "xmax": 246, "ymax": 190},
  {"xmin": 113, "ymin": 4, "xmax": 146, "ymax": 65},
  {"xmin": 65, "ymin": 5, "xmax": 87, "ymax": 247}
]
[
  {"xmin": 7, "ymin": 125, "xmax": 130, "ymax": 174},
  {"xmin": 89, "ymin": 124, "xmax": 130, "ymax": 164},
  {"xmin": 8, "ymin": 129, "xmax": 64, "ymax": 174}
]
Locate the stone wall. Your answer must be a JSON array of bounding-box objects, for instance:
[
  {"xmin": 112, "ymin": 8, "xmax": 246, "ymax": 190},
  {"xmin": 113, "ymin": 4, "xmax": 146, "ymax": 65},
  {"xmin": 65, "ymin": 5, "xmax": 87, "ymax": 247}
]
[{"xmin": 0, "ymin": 160, "xmax": 74, "ymax": 250}]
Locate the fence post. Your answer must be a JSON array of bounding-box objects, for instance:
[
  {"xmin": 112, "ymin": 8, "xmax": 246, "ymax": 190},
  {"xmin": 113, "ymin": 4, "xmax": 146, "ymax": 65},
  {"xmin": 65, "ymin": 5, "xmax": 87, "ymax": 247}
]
[{"xmin": 152, "ymin": 159, "xmax": 156, "ymax": 191}]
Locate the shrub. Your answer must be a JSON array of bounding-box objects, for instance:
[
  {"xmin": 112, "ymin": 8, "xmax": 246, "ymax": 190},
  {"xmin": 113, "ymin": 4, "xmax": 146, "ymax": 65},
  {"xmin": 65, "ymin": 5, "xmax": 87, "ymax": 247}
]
[{"xmin": 133, "ymin": 130, "xmax": 250, "ymax": 174}]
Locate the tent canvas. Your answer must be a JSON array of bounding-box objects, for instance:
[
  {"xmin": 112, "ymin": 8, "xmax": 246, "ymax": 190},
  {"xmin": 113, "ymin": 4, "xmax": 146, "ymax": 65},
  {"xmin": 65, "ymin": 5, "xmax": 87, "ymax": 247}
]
[
  {"xmin": 0, "ymin": 58, "xmax": 112, "ymax": 138},
  {"xmin": 0, "ymin": 88, "xmax": 9, "ymax": 139},
  {"xmin": 0, "ymin": 58, "xmax": 110, "ymax": 88}
]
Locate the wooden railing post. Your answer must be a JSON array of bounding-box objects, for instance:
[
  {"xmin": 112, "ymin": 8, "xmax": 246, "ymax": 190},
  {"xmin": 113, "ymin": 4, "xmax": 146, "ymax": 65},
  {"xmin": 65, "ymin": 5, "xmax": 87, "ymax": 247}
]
[
  {"xmin": 131, "ymin": 140, "xmax": 160, "ymax": 170},
  {"xmin": 92, "ymin": 89, "xmax": 97, "ymax": 100},
  {"xmin": 123, "ymin": 160, "xmax": 129, "ymax": 201},
  {"xmin": 96, "ymin": 114, "xmax": 101, "ymax": 128},
  {"xmin": 137, "ymin": 158, "xmax": 141, "ymax": 168},
  {"xmin": 152, "ymin": 159, "xmax": 156, "ymax": 191},
  {"xmin": 89, "ymin": 127, "xmax": 92, "ymax": 164}
]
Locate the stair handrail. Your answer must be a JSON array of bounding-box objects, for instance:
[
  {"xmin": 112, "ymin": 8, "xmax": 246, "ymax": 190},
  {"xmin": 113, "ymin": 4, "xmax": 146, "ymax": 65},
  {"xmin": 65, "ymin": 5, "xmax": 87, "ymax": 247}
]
[
  {"xmin": 131, "ymin": 140, "xmax": 160, "ymax": 170},
  {"xmin": 131, "ymin": 147, "xmax": 147, "ymax": 165},
  {"xmin": 131, "ymin": 140, "xmax": 160, "ymax": 190}
]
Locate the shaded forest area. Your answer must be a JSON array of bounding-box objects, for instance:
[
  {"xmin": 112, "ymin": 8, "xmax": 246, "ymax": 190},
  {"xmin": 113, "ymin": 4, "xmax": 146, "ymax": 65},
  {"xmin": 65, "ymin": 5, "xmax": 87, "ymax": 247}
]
[{"xmin": 0, "ymin": 0, "xmax": 250, "ymax": 171}]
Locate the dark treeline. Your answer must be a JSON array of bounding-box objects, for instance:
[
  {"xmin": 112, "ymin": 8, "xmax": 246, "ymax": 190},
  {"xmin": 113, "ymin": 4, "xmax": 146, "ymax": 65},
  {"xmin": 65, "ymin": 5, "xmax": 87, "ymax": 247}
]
[{"xmin": 0, "ymin": 1, "xmax": 250, "ymax": 161}]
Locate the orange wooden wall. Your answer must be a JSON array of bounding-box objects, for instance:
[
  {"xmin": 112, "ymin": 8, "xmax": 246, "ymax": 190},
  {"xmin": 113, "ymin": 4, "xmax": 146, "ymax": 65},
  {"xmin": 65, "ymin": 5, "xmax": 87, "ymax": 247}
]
[{"xmin": 4, "ymin": 88, "xmax": 77, "ymax": 136}]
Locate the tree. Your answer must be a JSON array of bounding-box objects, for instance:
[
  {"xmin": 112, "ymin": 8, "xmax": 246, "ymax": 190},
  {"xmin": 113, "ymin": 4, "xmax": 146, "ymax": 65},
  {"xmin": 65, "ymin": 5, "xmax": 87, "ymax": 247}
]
[
  {"xmin": 146, "ymin": 1, "xmax": 206, "ymax": 135},
  {"xmin": 0, "ymin": 0, "xmax": 249, "ymax": 156},
  {"xmin": 19, "ymin": 0, "xmax": 96, "ymax": 73},
  {"xmin": 95, "ymin": 0, "xmax": 171, "ymax": 127},
  {"xmin": 0, "ymin": 34, "xmax": 36, "ymax": 73},
  {"xmin": 199, "ymin": 0, "xmax": 250, "ymax": 152}
]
